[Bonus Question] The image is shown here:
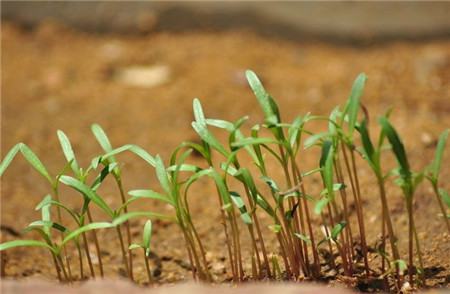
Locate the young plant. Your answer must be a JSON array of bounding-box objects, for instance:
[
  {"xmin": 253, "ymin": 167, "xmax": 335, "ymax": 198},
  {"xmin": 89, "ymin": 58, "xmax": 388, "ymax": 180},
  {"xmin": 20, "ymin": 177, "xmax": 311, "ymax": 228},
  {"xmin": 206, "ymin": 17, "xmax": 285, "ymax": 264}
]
[
  {"xmin": 425, "ymin": 129, "xmax": 450, "ymax": 232},
  {"xmin": 357, "ymin": 114, "xmax": 402, "ymax": 287},
  {"xmin": 0, "ymin": 143, "xmax": 74, "ymax": 280},
  {"xmin": 129, "ymin": 220, "xmax": 154, "ymax": 284},
  {"xmin": 379, "ymin": 116, "xmax": 424, "ymax": 285},
  {"xmin": 91, "ymin": 124, "xmax": 135, "ymax": 280}
]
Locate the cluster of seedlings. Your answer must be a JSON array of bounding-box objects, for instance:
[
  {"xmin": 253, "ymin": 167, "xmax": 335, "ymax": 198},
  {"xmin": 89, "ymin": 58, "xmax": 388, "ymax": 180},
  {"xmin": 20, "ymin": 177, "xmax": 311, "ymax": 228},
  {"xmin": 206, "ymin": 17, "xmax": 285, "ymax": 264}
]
[{"xmin": 1, "ymin": 71, "xmax": 449, "ymax": 292}]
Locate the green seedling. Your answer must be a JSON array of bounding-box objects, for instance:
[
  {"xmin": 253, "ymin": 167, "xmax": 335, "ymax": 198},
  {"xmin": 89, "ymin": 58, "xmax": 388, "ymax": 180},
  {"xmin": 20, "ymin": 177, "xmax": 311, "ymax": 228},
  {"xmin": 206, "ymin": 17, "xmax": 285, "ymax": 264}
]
[
  {"xmin": 129, "ymin": 220, "xmax": 154, "ymax": 283},
  {"xmin": 1, "ymin": 71, "xmax": 447, "ymax": 291},
  {"xmin": 380, "ymin": 116, "xmax": 424, "ymax": 285},
  {"xmin": 425, "ymin": 129, "xmax": 450, "ymax": 232},
  {"xmin": 357, "ymin": 115, "xmax": 402, "ymax": 287}
]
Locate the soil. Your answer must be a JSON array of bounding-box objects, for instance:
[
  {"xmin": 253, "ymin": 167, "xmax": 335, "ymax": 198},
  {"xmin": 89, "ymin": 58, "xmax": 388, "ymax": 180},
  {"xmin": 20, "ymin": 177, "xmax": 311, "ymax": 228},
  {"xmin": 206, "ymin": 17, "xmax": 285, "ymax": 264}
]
[{"xmin": 1, "ymin": 21, "xmax": 449, "ymax": 292}]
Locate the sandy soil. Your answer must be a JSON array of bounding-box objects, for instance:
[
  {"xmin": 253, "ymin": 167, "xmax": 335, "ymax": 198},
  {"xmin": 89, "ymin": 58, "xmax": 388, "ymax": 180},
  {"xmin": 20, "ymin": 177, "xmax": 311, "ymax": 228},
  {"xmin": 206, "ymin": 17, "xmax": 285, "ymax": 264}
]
[{"xmin": 1, "ymin": 21, "xmax": 449, "ymax": 291}]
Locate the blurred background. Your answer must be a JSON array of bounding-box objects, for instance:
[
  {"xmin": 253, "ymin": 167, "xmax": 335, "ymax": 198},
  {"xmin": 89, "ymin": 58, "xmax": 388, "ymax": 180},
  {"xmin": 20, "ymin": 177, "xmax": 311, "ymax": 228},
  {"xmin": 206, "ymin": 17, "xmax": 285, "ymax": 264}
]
[{"xmin": 1, "ymin": 1, "xmax": 450, "ymax": 283}]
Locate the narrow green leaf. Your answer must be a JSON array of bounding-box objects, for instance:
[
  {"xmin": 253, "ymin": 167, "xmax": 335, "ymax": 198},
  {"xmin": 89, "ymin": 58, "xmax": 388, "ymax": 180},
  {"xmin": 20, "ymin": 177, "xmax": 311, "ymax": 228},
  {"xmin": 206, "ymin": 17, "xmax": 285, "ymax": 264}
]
[
  {"xmin": 155, "ymin": 155, "xmax": 171, "ymax": 195},
  {"xmin": 20, "ymin": 144, "xmax": 53, "ymax": 184},
  {"xmin": 192, "ymin": 121, "xmax": 229, "ymax": 157},
  {"xmin": 245, "ymin": 70, "xmax": 279, "ymax": 126},
  {"xmin": 320, "ymin": 140, "xmax": 335, "ymax": 200},
  {"xmin": 344, "ymin": 73, "xmax": 366, "ymax": 136},
  {"xmin": 91, "ymin": 124, "xmax": 114, "ymax": 153},
  {"xmin": 294, "ymin": 233, "xmax": 311, "ymax": 244},
  {"xmin": 256, "ymin": 194, "xmax": 275, "ymax": 217},
  {"xmin": 379, "ymin": 117, "xmax": 411, "ymax": 179},
  {"xmin": 0, "ymin": 240, "xmax": 55, "ymax": 253},
  {"xmin": 142, "ymin": 220, "xmax": 152, "ymax": 249},
  {"xmin": 268, "ymin": 224, "xmax": 281, "ymax": 233},
  {"xmin": 288, "ymin": 116, "xmax": 304, "ymax": 149},
  {"xmin": 206, "ymin": 118, "xmax": 234, "ymax": 132},
  {"xmin": 112, "ymin": 211, "xmax": 172, "ymax": 227},
  {"xmin": 99, "ymin": 144, "xmax": 156, "ymax": 167},
  {"xmin": 128, "ymin": 189, "xmax": 174, "ymax": 206},
  {"xmin": 129, "ymin": 243, "xmax": 142, "ymax": 250},
  {"xmin": 59, "ymin": 175, "xmax": 114, "ymax": 217},
  {"xmin": 314, "ymin": 197, "xmax": 329, "ymax": 215},
  {"xmin": 260, "ymin": 176, "xmax": 279, "ymax": 193},
  {"xmin": 0, "ymin": 144, "xmax": 20, "ymax": 177},
  {"xmin": 193, "ymin": 98, "xmax": 206, "ymax": 126},
  {"xmin": 230, "ymin": 191, "xmax": 252, "ymax": 225},
  {"xmin": 392, "ymin": 259, "xmax": 408, "ymax": 272},
  {"xmin": 357, "ymin": 118, "xmax": 376, "ymax": 170},
  {"xmin": 331, "ymin": 221, "xmax": 347, "ymax": 241},
  {"xmin": 62, "ymin": 222, "xmax": 113, "ymax": 246},
  {"xmin": 431, "ymin": 129, "xmax": 449, "ymax": 180},
  {"xmin": 57, "ymin": 130, "xmax": 80, "ymax": 176},
  {"xmin": 231, "ymin": 137, "xmax": 278, "ymax": 148},
  {"xmin": 304, "ymin": 132, "xmax": 329, "ymax": 149}
]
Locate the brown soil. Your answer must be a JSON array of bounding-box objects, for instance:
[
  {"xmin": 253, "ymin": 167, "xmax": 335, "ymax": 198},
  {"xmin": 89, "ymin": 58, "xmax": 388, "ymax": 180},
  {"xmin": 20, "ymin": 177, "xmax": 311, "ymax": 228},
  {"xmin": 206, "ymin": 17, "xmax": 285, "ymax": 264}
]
[{"xmin": 1, "ymin": 21, "xmax": 449, "ymax": 292}]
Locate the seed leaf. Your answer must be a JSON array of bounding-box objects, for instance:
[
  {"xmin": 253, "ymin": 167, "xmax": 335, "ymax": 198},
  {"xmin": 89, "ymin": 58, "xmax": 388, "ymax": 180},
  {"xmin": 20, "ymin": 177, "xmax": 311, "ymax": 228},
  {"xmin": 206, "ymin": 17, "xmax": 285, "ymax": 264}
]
[
  {"xmin": 314, "ymin": 197, "xmax": 329, "ymax": 215},
  {"xmin": 0, "ymin": 240, "xmax": 55, "ymax": 253},
  {"xmin": 379, "ymin": 117, "xmax": 411, "ymax": 180},
  {"xmin": 230, "ymin": 191, "xmax": 252, "ymax": 225},
  {"xmin": 128, "ymin": 189, "xmax": 174, "ymax": 206},
  {"xmin": 57, "ymin": 130, "xmax": 80, "ymax": 176},
  {"xmin": 155, "ymin": 155, "xmax": 171, "ymax": 196},
  {"xmin": 129, "ymin": 243, "xmax": 142, "ymax": 250},
  {"xmin": 142, "ymin": 220, "xmax": 152, "ymax": 250},
  {"xmin": 357, "ymin": 119, "xmax": 376, "ymax": 170},
  {"xmin": 59, "ymin": 175, "xmax": 114, "ymax": 217},
  {"xmin": 294, "ymin": 233, "xmax": 311, "ymax": 244},
  {"xmin": 261, "ymin": 176, "xmax": 279, "ymax": 193},
  {"xmin": 304, "ymin": 132, "xmax": 329, "ymax": 149},
  {"xmin": 62, "ymin": 222, "xmax": 113, "ymax": 246},
  {"xmin": 112, "ymin": 211, "xmax": 172, "ymax": 227},
  {"xmin": 192, "ymin": 122, "xmax": 229, "ymax": 157},
  {"xmin": 231, "ymin": 137, "xmax": 278, "ymax": 148},
  {"xmin": 91, "ymin": 124, "xmax": 113, "ymax": 153},
  {"xmin": 206, "ymin": 118, "xmax": 234, "ymax": 132},
  {"xmin": 344, "ymin": 73, "xmax": 366, "ymax": 136},
  {"xmin": 431, "ymin": 129, "xmax": 449, "ymax": 181},
  {"xmin": 245, "ymin": 70, "xmax": 279, "ymax": 126},
  {"xmin": 193, "ymin": 98, "xmax": 206, "ymax": 126},
  {"xmin": 0, "ymin": 144, "xmax": 20, "ymax": 177},
  {"xmin": 331, "ymin": 221, "xmax": 347, "ymax": 241}
]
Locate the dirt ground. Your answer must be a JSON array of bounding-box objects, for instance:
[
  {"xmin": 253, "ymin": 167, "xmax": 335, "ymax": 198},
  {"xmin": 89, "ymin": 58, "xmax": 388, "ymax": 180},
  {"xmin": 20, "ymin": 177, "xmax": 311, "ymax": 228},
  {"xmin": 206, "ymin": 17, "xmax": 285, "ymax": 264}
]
[{"xmin": 1, "ymin": 21, "xmax": 449, "ymax": 291}]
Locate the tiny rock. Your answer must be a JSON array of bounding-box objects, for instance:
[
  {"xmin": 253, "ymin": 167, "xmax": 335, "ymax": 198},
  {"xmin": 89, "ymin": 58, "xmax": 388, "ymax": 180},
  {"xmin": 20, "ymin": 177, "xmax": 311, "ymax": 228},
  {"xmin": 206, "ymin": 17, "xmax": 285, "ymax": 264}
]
[
  {"xmin": 420, "ymin": 132, "xmax": 434, "ymax": 147},
  {"xmin": 115, "ymin": 65, "xmax": 171, "ymax": 88}
]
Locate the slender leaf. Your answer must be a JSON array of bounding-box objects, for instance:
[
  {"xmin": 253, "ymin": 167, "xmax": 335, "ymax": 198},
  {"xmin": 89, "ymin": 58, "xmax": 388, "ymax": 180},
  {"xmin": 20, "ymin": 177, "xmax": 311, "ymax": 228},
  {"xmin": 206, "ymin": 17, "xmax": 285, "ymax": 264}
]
[
  {"xmin": 379, "ymin": 117, "xmax": 410, "ymax": 179},
  {"xmin": 0, "ymin": 144, "xmax": 20, "ymax": 176},
  {"xmin": 230, "ymin": 191, "xmax": 252, "ymax": 225},
  {"xmin": 0, "ymin": 240, "xmax": 55, "ymax": 253},
  {"xmin": 344, "ymin": 73, "xmax": 366, "ymax": 136},
  {"xmin": 431, "ymin": 129, "xmax": 449, "ymax": 180},
  {"xmin": 331, "ymin": 221, "xmax": 347, "ymax": 241},
  {"xmin": 57, "ymin": 130, "xmax": 80, "ymax": 176},
  {"xmin": 62, "ymin": 222, "xmax": 113, "ymax": 246},
  {"xmin": 59, "ymin": 175, "xmax": 114, "ymax": 217},
  {"xmin": 112, "ymin": 211, "xmax": 173, "ymax": 227},
  {"xmin": 155, "ymin": 155, "xmax": 171, "ymax": 195},
  {"xmin": 128, "ymin": 189, "xmax": 174, "ymax": 206},
  {"xmin": 142, "ymin": 220, "xmax": 152, "ymax": 250}
]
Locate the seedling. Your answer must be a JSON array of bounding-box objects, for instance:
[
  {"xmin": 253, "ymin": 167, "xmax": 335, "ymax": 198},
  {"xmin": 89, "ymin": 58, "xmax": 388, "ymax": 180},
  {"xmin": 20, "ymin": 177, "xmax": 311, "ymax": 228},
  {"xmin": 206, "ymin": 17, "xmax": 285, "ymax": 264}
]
[
  {"xmin": 380, "ymin": 116, "xmax": 424, "ymax": 285},
  {"xmin": 425, "ymin": 129, "xmax": 450, "ymax": 232},
  {"xmin": 0, "ymin": 71, "xmax": 447, "ymax": 292},
  {"xmin": 129, "ymin": 220, "xmax": 154, "ymax": 283}
]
